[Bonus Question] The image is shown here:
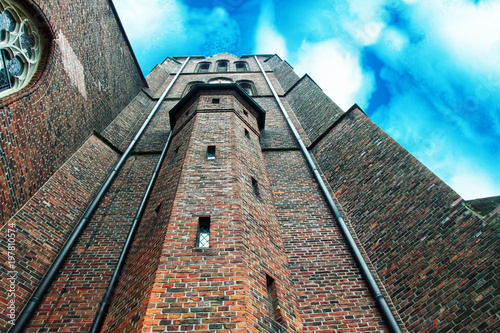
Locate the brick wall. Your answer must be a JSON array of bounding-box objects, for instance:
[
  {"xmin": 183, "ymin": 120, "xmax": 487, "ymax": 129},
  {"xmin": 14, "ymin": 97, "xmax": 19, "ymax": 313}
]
[
  {"xmin": 264, "ymin": 149, "xmax": 388, "ymax": 332},
  {"xmin": 0, "ymin": 0, "xmax": 144, "ymax": 224},
  {"xmin": 284, "ymin": 75, "xmax": 344, "ymax": 144},
  {"xmin": 102, "ymin": 118, "xmax": 195, "ymax": 332},
  {"xmin": 264, "ymin": 55, "xmax": 300, "ymax": 93},
  {"xmin": 312, "ymin": 108, "xmax": 499, "ymax": 332},
  {"xmin": 0, "ymin": 136, "xmax": 119, "ymax": 330},
  {"xmin": 23, "ymin": 154, "xmax": 158, "ymax": 332},
  {"xmin": 136, "ymin": 91, "xmax": 301, "ymax": 332}
]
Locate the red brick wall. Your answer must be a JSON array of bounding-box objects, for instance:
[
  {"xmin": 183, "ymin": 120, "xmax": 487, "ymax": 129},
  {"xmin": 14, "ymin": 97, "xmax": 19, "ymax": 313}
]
[
  {"xmin": 102, "ymin": 116, "xmax": 196, "ymax": 332},
  {"xmin": 312, "ymin": 108, "xmax": 499, "ymax": 332},
  {"xmin": 137, "ymin": 91, "xmax": 301, "ymax": 332},
  {"xmin": 264, "ymin": 149, "xmax": 388, "ymax": 332},
  {"xmin": 0, "ymin": 0, "xmax": 144, "ymax": 224},
  {"xmin": 23, "ymin": 154, "xmax": 158, "ymax": 332},
  {"xmin": 0, "ymin": 136, "xmax": 119, "ymax": 330}
]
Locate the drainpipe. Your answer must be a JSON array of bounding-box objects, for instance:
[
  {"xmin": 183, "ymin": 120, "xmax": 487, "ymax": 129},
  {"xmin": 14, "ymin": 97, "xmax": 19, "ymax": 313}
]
[
  {"xmin": 90, "ymin": 129, "xmax": 172, "ymax": 333},
  {"xmin": 254, "ymin": 56, "xmax": 402, "ymax": 333},
  {"xmin": 9, "ymin": 57, "xmax": 190, "ymax": 333}
]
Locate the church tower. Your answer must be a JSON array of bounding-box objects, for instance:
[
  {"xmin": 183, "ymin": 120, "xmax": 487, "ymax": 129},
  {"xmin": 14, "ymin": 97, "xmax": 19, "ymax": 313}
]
[{"xmin": 1, "ymin": 2, "xmax": 499, "ymax": 332}]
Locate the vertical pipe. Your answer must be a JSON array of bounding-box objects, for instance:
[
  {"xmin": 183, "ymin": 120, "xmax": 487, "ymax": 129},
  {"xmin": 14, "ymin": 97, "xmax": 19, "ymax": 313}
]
[
  {"xmin": 8, "ymin": 57, "xmax": 190, "ymax": 333},
  {"xmin": 90, "ymin": 130, "xmax": 173, "ymax": 333},
  {"xmin": 254, "ymin": 55, "xmax": 402, "ymax": 333}
]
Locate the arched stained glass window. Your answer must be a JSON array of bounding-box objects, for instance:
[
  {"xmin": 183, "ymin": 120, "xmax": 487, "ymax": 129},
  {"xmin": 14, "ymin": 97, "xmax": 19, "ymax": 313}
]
[{"xmin": 0, "ymin": 1, "xmax": 44, "ymax": 98}]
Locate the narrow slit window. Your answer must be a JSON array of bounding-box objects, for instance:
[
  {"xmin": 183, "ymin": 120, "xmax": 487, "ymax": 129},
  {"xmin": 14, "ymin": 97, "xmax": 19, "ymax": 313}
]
[
  {"xmin": 207, "ymin": 146, "xmax": 216, "ymax": 159},
  {"xmin": 197, "ymin": 217, "xmax": 211, "ymax": 248},
  {"xmin": 212, "ymin": 98, "xmax": 220, "ymax": 104},
  {"xmin": 243, "ymin": 110, "xmax": 248, "ymax": 117},
  {"xmin": 155, "ymin": 204, "xmax": 161, "ymax": 214},
  {"xmin": 252, "ymin": 177, "xmax": 260, "ymax": 197},
  {"xmin": 266, "ymin": 274, "xmax": 279, "ymax": 321},
  {"xmin": 175, "ymin": 146, "xmax": 180, "ymax": 154},
  {"xmin": 244, "ymin": 128, "xmax": 250, "ymax": 139}
]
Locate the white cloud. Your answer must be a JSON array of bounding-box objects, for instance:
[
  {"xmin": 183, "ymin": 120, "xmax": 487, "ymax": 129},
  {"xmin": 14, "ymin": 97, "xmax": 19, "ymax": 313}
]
[
  {"xmin": 371, "ymin": 91, "xmax": 500, "ymax": 200},
  {"xmin": 449, "ymin": 167, "xmax": 499, "ymax": 200},
  {"xmin": 254, "ymin": 0, "xmax": 287, "ymax": 59},
  {"xmin": 414, "ymin": 0, "xmax": 500, "ymax": 78},
  {"xmin": 113, "ymin": 0, "xmax": 184, "ymax": 46},
  {"xmin": 293, "ymin": 39, "xmax": 375, "ymax": 110},
  {"xmin": 113, "ymin": 0, "xmax": 241, "ymax": 71}
]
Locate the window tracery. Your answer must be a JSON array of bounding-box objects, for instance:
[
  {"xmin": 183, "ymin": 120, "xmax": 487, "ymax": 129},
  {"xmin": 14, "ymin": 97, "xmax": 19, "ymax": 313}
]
[{"xmin": 0, "ymin": 0, "xmax": 43, "ymax": 98}]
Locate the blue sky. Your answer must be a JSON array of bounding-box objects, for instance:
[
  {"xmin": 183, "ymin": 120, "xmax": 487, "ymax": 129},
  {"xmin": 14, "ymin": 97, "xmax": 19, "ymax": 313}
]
[{"xmin": 113, "ymin": 0, "xmax": 500, "ymax": 200}]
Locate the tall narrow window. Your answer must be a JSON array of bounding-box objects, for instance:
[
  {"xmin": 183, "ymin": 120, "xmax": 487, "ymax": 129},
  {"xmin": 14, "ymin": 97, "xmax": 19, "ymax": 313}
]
[
  {"xmin": 197, "ymin": 217, "xmax": 211, "ymax": 248},
  {"xmin": 217, "ymin": 60, "xmax": 228, "ymax": 72},
  {"xmin": 207, "ymin": 146, "xmax": 216, "ymax": 159},
  {"xmin": 244, "ymin": 128, "xmax": 250, "ymax": 139},
  {"xmin": 197, "ymin": 62, "xmax": 210, "ymax": 73},
  {"xmin": 0, "ymin": 3, "xmax": 44, "ymax": 98},
  {"xmin": 252, "ymin": 177, "xmax": 260, "ymax": 197},
  {"xmin": 266, "ymin": 274, "xmax": 279, "ymax": 321}
]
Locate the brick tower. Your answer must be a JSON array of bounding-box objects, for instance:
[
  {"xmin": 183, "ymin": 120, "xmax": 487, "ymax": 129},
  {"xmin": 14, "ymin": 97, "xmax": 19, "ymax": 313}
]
[{"xmin": 1, "ymin": 2, "xmax": 499, "ymax": 333}]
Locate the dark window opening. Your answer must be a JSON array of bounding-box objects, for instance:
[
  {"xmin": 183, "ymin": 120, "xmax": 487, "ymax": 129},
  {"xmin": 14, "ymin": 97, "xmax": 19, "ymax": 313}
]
[
  {"xmin": 198, "ymin": 62, "xmax": 210, "ymax": 73},
  {"xmin": 197, "ymin": 217, "xmax": 211, "ymax": 248},
  {"xmin": 155, "ymin": 204, "xmax": 161, "ymax": 214},
  {"xmin": 235, "ymin": 62, "xmax": 248, "ymax": 72},
  {"xmin": 217, "ymin": 60, "xmax": 228, "ymax": 72},
  {"xmin": 244, "ymin": 128, "xmax": 250, "ymax": 139},
  {"xmin": 212, "ymin": 98, "xmax": 220, "ymax": 104},
  {"xmin": 252, "ymin": 177, "xmax": 260, "ymax": 197},
  {"xmin": 207, "ymin": 146, "xmax": 216, "ymax": 159},
  {"xmin": 237, "ymin": 81, "xmax": 255, "ymax": 96},
  {"xmin": 243, "ymin": 110, "xmax": 248, "ymax": 117},
  {"xmin": 266, "ymin": 274, "xmax": 280, "ymax": 322}
]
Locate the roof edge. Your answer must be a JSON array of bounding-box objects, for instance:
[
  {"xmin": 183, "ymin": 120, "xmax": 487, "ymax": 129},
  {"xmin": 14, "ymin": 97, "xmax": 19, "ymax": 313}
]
[{"xmin": 169, "ymin": 84, "xmax": 266, "ymax": 130}]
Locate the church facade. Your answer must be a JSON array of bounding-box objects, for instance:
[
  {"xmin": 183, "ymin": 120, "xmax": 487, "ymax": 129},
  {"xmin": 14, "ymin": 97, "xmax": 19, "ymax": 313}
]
[{"xmin": 0, "ymin": 1, "xmax": 499, "ymax": 332}]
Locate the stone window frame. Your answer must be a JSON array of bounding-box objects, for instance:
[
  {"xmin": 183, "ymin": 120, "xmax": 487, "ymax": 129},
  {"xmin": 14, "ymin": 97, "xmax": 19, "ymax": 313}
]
[{"xmin": 0, "ymin": 0, "xmax": 44, "ymax": 99}]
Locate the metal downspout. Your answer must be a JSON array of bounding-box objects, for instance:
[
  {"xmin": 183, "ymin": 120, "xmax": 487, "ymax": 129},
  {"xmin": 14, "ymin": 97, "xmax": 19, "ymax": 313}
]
[
  {"xmin": 9, "ymin": 57, "xmax": 190, "ymax": 333},
  {"xmin": 90, "ymin": 129, "xmax": 172, "ymax": 332},
  {"xmin": 254, "ymin": 56, "xmax": 402, "ymax": 333}
]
